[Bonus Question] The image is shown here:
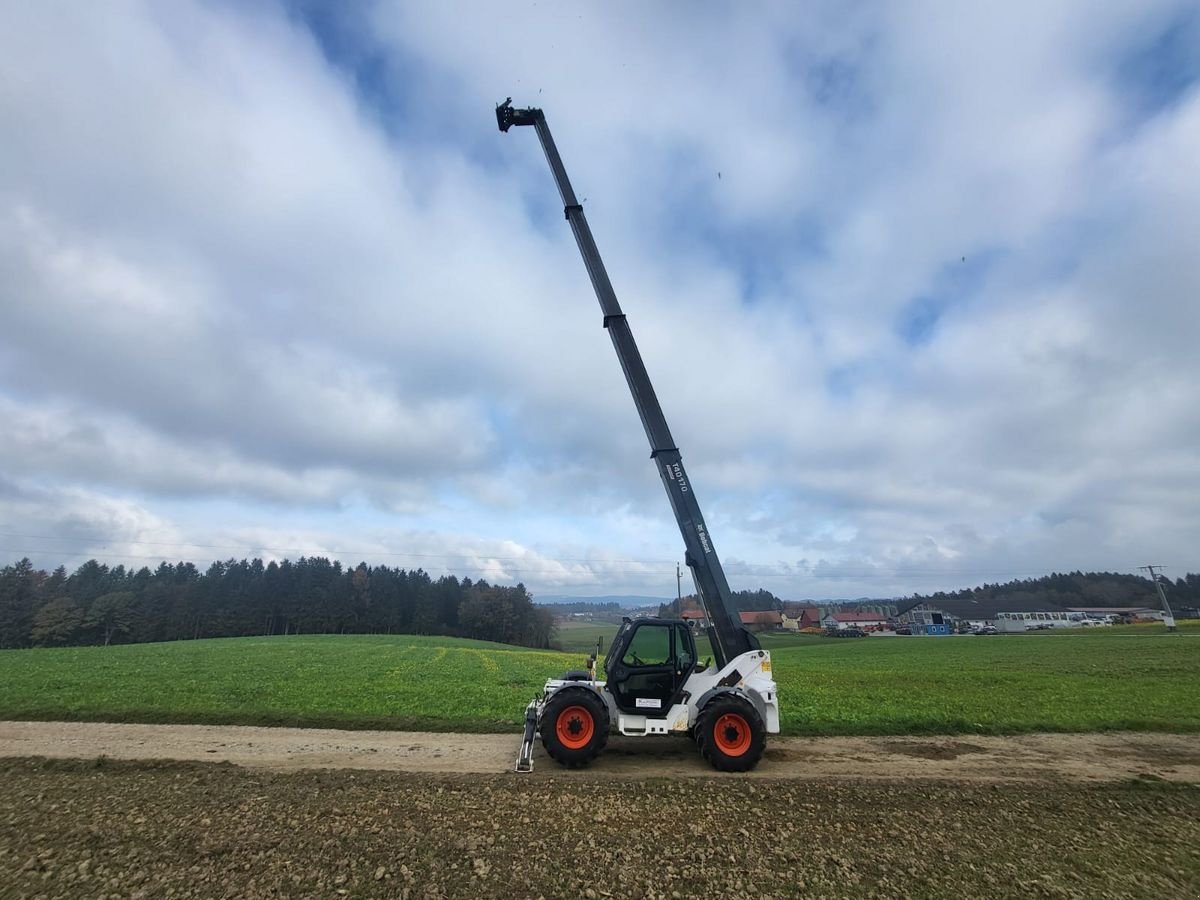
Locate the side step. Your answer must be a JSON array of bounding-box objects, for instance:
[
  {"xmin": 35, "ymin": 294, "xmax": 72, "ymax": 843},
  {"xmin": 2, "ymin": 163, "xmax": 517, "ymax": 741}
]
[{"xmin": 515, "ymin": 700, "xmax": 538, "ymax": 773}]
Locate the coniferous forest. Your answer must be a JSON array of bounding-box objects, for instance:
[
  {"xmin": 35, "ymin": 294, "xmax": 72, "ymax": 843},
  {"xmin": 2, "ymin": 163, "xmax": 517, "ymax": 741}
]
[
  {"xmin": 1, "ymin": 558, "xmax": 1196, "ymax": 652},
  {"xmin": 0, "ymin": 557, "xmax": 554, "ymax": 650}
]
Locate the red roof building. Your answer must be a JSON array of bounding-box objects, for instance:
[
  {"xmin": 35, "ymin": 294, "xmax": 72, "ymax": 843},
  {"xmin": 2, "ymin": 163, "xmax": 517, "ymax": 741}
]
[
  {"xmin": 831, "ymin": 612, "xmax": 886, "ymax": 623},
  {"xmin": 782, "ymin": 605, "xmax": 823, "ymax": 630},
  {"xmin": 739, "ymin": 610, "xmax": 783, "ymax": 631},
  {"xmin": 823, "ymin": 610, "xmax": 889, "ymax": 630}
]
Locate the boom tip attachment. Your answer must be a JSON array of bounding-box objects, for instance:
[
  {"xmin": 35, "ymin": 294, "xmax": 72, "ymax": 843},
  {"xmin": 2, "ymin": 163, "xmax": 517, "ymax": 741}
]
[{"xmin": 496, "ymin": 98, "xmax": 540, "ymax": 132}]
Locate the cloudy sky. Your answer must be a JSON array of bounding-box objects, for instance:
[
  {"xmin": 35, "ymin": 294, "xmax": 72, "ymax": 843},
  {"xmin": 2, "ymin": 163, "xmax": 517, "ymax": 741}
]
[{"xmin": 1, "ymin": 1, "xmax": 1197, "ymax": 601}]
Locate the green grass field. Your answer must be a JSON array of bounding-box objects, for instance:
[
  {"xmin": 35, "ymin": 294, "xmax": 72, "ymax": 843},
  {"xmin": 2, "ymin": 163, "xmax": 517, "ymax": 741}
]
[
  {"xmin": 1, "ymin": 629, "xmax": 1197, "ymax": 736},
  {"xmin": 0, "ymin": 635, "xmax": 561, "ymax": 733},
  {"xmin": 551, "ymin": 620, "xmax": 622, "ymax": 654}
]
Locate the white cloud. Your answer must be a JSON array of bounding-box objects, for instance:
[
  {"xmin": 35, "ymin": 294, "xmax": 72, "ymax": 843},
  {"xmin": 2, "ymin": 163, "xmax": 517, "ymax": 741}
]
[{"xmin": 0, "ymin": 0, "xmax": 1197, "ymax": 600}]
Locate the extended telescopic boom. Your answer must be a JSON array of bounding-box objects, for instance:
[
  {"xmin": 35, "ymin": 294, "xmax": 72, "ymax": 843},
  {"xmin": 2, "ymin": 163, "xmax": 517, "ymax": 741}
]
[{"xmin": 497, "ymin": 99, "xmax": 759, "ymax": 666}]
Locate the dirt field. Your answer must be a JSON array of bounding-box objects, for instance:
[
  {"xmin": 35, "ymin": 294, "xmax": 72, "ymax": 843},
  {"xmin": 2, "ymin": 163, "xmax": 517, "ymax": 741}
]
[
  {"xmin": 2, "ymin": 757, "xmax": 1198, "ymax": 899},
  {"xmin": 2, "ymin": 725, "xmax": 1199, "ymax": 898}
]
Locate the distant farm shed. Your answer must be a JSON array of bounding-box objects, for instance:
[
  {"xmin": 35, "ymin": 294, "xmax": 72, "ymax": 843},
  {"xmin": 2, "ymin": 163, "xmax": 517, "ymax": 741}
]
[
  {"xmin": 1067, "ymin": 607, "xmax": 1163, "ymax": 621},
  {"xmin": 739, "ymin": 610, "xmax": 783, "ymax": 631},
  {"xmin": 896, "ymin": 597, "xmax": 1076, "ymax": 633},
  {"xmin": 781, "ymin": 605, "xmax": 822, "ymax": 631},
  {"xmin": 822, "ymin": 611, "xmax": 889, "ymax": 630}
]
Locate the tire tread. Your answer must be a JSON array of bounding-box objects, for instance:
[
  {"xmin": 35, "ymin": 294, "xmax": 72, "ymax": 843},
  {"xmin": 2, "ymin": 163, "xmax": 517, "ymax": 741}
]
[
  {"xmin": 540, "ymin": 687, "xmax": 610, "ymax": 768},
  {"xmin": 696, "ymin": 694, "xmax": 766, "ymax": 772}
]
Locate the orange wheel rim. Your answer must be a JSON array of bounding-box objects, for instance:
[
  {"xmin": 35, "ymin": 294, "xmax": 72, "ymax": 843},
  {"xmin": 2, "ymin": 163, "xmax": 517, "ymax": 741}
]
[
  {"xmin": 713, "ymin": 713, "xmax": 751, "ymax": 756},
  {"xmin": 556, "ymin": 705, "xmax": 595, "ymax": 750}
]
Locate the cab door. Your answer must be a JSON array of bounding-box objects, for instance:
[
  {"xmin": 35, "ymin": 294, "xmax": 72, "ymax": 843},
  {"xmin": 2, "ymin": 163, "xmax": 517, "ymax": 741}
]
[{"xmin": 605, "ymin": 621, "xmax": 696, "ymax": 714}]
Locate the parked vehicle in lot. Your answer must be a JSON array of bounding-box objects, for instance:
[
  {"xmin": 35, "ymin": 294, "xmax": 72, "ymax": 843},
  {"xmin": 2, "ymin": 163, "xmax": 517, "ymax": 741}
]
[
  {"xmin": 826, "ymin": 627, "xmax": 868, "ymax": 638},
  {"xmin": 894, "ymin": 625, "xmax": 913, "ymax": 635},
  {"xmin": 972, "ymin": 625, "xmax": 999, "ymax": 635}
]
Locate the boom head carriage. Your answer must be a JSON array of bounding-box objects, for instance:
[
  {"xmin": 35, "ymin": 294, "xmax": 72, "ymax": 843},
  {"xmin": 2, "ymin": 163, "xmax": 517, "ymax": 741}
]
[{"xmin": 496, "ymin": 98, "xmax": 541, "ymax": 132}]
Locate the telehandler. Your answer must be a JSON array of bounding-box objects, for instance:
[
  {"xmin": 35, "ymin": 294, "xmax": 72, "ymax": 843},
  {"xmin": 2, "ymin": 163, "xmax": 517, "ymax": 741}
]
[{"xmin": 499, "ymin": 100, "xmax": 779, "ymax": 772}]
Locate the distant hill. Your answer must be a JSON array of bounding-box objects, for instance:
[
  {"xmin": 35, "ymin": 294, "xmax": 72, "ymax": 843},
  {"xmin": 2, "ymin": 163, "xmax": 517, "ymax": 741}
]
[
  {"xmin": 901, "ymin": 571, "xmax": 1198, "ymax": 613},
  {"xmin": 527, "ymin": 571, "xmax": 1200, "ymax": 618},
  {"xmin": 534, "ymin": 594, "xmax": 672, "ymax": 610}
]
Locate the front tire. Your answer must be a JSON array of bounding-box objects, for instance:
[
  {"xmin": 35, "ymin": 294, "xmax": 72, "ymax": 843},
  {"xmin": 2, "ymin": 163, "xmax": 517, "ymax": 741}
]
[
  {"xmin": 696, "ymin": 694, "xmax": 766, "ymax": 772},
  {"xmin": 540, "ymin": 688, "xmax": 610, "ymax": 768}
]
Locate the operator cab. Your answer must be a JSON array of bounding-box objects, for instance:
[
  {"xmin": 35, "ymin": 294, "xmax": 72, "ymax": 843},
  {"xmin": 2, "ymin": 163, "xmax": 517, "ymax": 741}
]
[{"xmin": 603, "ymin": 617, "xmax": 700, "ymax": 715}]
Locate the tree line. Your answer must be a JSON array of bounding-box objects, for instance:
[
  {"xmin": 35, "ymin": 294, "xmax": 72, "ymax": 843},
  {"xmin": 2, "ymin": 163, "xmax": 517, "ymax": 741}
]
[
  {"xmin": 0, "ymin": 557, "xmax": 555, "ymax": 650},
  {"xmin": 657, "ymin": 588, "xmax": 784, "ymax": 619}
]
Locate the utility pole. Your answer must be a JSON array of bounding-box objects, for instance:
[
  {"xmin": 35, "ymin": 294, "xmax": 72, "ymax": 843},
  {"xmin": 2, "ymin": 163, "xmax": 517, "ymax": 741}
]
[
  {"xmin": 676, "ymin": 562, "xmax": 683, "ymax": 615},
  {"xmin": 1139, "ymin": 565, "xmax": 1176, "ymax": 631}
]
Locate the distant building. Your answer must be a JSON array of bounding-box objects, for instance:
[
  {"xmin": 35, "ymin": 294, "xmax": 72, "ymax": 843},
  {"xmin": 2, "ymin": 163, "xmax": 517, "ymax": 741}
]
[
  {"xmin": 739, "ymin": 610, "xmax": 783, "ymax": 632},
  {"xmin": 822, "ymin": 610, "xmax": 889, "ymax": 631},
  {"xmin": 781, "ymin": 604, "xmax": 822, "ymax": 631},
  {"xmin": 847, "ymin": 602, "xmax": 898, "ymax": 618},
  {"xmin": 680, "ymin": 608, "xmax": 710, "ymax": 628},
  {"xmin": 1066, "ymin": 607, "xmax": 1163, "ymax": 621},
  {"xmin": 896, "ymin": 597, "xmax": 1078, "ymax": 634}
]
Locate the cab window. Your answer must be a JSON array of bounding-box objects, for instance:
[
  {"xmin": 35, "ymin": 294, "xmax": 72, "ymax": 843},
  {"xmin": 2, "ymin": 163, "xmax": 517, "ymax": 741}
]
[
  {"xmin": 674, "ymin": 625, "xmax": 694, "ymax": 670},
  {"xmin": 622, "ymin": 624, "xmax": 671, "ymax": 666}
]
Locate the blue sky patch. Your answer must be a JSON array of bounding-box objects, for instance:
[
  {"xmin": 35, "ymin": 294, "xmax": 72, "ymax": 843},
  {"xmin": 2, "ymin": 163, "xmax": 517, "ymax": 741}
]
[
  {"xmin": 1115, "ymin": 9, "xmax": 1200, "ymax": 120},
  {"xmin": 896, "ymin": 248, "xmax": 1004, "ymax": 346}
]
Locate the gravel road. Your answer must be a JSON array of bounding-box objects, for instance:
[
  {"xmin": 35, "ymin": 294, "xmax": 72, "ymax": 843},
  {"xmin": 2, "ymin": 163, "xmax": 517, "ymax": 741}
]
[{"xmin": 2, "ymin": 721, "xmax": 1200, "ymax": 782}]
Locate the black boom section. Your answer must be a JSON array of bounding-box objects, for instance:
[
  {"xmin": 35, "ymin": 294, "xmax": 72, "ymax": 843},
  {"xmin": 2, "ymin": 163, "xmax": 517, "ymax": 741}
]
[{"xmin": 498, "ymin": 99, "xmax": 759, "ymax": 666}]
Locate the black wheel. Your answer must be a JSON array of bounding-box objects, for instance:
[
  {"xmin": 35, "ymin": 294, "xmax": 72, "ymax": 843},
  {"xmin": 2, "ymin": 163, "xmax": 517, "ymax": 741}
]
[
  {"xmin": 540, "ymin": 688, "xmax": 610, "ymax": 768},
  {"xmin": 696, "ymin": 694, "xmax": 766, "ymax": 772}
]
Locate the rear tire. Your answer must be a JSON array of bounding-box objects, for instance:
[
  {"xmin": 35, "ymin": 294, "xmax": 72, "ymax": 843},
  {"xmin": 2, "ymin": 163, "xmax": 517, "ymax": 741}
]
[
  {"xmin": 540, "ymin": 688, "xmax": 610, "ymax": 768},
  {"xmin": 696, "ymin": 694, "xmax": 765, "ymax": 772}
]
